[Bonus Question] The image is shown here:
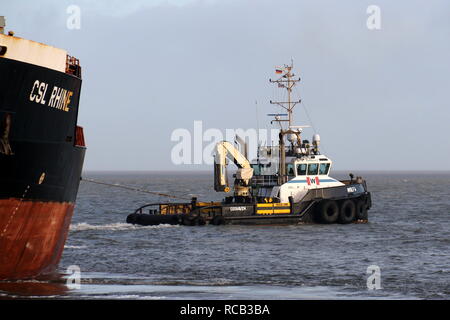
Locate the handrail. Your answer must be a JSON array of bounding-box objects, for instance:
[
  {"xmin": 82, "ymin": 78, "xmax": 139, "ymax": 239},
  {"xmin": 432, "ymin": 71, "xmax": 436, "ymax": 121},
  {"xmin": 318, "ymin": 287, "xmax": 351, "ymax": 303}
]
[
  {"xmin": 190, "ymin": 205, "xmax": 223, "ymax": 216},
  {"xmin": 134, "ymin": 202, "xmax": 223, "ymax": 216},
  {"xmin": 251, "ymin": 175, "xmax": 278, "ymax": 186},
  {"xmin": 66, "ymin": 55, "xmax": 82, "ymax": 78},
  {"xmin": 133, "ymin": 202, "xmax": 190, "ymax": 214}
]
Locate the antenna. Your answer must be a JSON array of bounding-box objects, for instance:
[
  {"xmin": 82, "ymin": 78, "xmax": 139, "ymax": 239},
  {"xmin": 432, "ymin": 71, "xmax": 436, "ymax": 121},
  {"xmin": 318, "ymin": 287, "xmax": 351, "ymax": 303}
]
[
  {"xmin": 267, "ymin": 113, "xmax": 287, "ymax": 128},
  {"xmin": 269, "ymin": 60, "xmax": 301, "ymax": 128},
  {"xmin": 255, "ymin": 100, "xmax": 260, "ymax": 163}
]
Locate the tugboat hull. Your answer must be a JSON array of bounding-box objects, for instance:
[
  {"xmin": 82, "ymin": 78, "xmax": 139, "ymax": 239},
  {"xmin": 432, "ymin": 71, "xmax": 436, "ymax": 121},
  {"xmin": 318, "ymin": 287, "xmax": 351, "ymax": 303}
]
[{"xmin": 126, "ymin": 182, "xmax": 372, "ymax": 227}]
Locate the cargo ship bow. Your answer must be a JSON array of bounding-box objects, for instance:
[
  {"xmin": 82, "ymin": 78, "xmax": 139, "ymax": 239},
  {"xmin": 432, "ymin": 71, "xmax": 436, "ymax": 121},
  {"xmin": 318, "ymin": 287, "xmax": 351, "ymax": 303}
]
[{"xmin": 0, "ymin": 17, "xmax": 86, "ymax": 280}]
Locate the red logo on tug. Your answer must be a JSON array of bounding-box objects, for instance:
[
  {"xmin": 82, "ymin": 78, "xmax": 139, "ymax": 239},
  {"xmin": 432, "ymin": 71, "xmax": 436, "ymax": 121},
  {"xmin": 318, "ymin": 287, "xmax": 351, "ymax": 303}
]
[{"xmin": 306, "ymin": 177, "xmax": 320, "ymax": 186}]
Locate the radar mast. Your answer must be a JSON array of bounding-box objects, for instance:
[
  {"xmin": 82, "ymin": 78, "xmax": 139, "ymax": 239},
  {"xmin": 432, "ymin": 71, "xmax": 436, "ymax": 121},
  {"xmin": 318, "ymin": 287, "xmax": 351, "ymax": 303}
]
[{"xmin": 269, "ymin": 60, "xmax": 301, "ymax": 128}]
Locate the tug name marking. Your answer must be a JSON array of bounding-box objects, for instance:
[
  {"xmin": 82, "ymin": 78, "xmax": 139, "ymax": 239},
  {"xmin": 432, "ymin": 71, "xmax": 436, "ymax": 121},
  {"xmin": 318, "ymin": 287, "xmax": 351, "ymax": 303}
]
[
  {"xmin": 347, "ymin": 186, "xmax": 357, "ymax": 193},
  {"xmin": 29, "ymin": 80, "xmax": 73, "ymax": 112},
  {"xmin": 229, "ymin": 206, "xmax": 247, "ymax": 212}
]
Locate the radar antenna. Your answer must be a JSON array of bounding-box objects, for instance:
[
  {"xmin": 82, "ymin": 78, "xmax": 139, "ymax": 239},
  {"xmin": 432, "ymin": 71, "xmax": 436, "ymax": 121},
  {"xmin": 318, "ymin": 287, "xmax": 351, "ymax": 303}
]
[{"xmin": 269, "ymin": 60, "xmax": 301, "ymax": 128}]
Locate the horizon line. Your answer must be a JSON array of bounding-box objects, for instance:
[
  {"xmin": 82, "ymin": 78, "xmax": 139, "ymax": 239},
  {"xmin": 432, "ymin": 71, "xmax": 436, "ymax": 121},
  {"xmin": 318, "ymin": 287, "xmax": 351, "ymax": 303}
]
[{"xmin": 82, "ymin": 169, "xmax": 450, "ymax": 173}]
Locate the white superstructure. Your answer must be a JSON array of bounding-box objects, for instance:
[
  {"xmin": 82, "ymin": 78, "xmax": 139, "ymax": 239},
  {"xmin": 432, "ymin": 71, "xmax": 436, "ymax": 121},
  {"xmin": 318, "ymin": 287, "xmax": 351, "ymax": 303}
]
[
  {"xmin": 0, "ymin": 30, "xmax": 67, "ymax": 72},
  {"xmin": 278, "ymin": 155, "xmax": 344, "ymax": 203}
]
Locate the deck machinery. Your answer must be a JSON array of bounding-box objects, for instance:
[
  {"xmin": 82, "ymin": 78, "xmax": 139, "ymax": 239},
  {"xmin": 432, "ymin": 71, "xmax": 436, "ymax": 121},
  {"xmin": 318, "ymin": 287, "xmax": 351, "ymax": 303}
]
[{"xmin": 127, "ymin": 63, "xmax": 371, "ymax": 226}]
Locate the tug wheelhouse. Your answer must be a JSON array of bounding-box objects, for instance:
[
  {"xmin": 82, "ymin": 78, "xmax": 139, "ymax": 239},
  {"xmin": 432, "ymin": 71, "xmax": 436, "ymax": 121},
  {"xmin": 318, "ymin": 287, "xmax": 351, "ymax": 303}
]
[{"xmin": 279, "ymin": 156, "xmax": 343, "ymax": 203}]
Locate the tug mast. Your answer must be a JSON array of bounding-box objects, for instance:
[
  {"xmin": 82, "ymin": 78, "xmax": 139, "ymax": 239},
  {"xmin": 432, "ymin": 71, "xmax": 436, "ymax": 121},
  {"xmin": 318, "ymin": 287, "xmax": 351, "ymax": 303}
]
[{"xmin": 269, "ymin": 61, "xmax": 303, "ymax": 184}]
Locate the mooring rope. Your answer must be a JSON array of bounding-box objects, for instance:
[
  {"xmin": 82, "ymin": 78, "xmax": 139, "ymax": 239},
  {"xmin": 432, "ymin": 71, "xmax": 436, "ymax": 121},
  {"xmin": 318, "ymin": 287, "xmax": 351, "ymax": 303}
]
[{"xmin": 81, "ymin": 178, "xmax": 192, "ymax": 201}]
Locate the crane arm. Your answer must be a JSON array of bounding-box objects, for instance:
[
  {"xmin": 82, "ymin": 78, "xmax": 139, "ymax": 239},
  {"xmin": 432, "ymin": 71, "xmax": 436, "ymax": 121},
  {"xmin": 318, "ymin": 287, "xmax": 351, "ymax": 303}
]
[{"xmin": 214, "ymin": 141, "xmax": 253, "ymax": 192}]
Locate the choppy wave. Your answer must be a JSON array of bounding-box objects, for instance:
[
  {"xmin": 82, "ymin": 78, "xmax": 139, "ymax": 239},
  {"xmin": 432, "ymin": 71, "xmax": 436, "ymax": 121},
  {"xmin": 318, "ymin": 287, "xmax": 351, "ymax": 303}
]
[
  {"xmin": 57, "ymin": 172, "xmax": 450, "ymax": 300},
  {"xmin": 69, "ymin": 222, "xmax": 179, "ymax": 232}
]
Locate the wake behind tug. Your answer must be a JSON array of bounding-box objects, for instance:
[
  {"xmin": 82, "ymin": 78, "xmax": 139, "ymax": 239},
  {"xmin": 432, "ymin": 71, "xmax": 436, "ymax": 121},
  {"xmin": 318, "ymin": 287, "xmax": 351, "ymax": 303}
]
[{"xmin": 126, "ymin": 63, "xmax": 372, "ymax": 226}]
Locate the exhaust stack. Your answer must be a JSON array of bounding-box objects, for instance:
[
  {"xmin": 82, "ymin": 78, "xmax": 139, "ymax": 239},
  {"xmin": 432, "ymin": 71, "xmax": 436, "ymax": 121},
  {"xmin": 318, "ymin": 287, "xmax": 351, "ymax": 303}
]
[{"xmin": 0, "ymin": 16, "xmax": 5, "ymax": 34}]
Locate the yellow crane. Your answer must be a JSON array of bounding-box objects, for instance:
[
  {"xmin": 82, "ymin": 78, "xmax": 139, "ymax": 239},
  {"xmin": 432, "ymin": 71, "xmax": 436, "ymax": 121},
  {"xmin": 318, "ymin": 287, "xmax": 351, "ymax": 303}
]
[{"xmin": 214, "ymin": 140, "xmax": 254, "ymax": 197}]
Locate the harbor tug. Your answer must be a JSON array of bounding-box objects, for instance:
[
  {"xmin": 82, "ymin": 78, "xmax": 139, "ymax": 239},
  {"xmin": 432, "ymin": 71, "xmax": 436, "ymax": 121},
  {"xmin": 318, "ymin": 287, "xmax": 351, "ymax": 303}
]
[{"xmin": 127, "ymin": 63, "xmax": 371, "ymax": 226}]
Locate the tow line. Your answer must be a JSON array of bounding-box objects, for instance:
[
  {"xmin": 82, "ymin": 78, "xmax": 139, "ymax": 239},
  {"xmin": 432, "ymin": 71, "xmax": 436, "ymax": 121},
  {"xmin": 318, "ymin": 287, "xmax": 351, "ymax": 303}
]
[{"xmin": 81, "ymin": 177, "xmax": 192, "ymax": 200}]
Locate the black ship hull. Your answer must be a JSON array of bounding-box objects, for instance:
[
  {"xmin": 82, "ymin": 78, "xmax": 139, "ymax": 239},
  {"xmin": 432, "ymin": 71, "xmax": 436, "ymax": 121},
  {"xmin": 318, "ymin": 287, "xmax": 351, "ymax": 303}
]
[{"xmin": 0, "ymin": 57, "xmax": 86, "ymax": 279}]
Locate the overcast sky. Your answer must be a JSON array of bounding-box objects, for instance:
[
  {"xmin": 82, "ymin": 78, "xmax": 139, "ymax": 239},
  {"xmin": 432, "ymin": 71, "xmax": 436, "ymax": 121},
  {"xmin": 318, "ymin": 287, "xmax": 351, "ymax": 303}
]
[{"xmin": 2, "ymin": 0, "xmax": 450, "ymax": 171}]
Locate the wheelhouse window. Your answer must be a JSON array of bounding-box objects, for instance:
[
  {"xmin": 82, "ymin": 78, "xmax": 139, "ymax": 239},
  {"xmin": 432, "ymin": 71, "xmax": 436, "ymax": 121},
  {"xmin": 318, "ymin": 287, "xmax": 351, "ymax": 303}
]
[
  {"xmin": 296, "ymin": 163, "xmax": 307, "ymax": 176},
  {"xmin": 307, "ymin": 163, "xmax": 319, "ymax": 175},
  {"xmin": 319, "ymin": 163, "xmax": 330, "ymax": 175},
  {"xmin": 286, "ymin": 163, "xmax": 295, "ymax": 176}
]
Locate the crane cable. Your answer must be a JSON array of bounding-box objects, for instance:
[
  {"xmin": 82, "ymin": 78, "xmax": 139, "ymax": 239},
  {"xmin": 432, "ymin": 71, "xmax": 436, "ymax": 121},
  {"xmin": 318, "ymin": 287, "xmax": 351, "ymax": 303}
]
[{"xmin": 81, "ymin": 178, "xmax": 192, "ymax": 201}]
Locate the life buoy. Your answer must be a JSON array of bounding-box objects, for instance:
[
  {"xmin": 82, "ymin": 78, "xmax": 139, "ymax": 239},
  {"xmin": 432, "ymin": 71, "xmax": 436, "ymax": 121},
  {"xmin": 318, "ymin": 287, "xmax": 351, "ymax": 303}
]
[{"xmin": 338, "ymin": 200, "xmax": 356, "ymax": 224}]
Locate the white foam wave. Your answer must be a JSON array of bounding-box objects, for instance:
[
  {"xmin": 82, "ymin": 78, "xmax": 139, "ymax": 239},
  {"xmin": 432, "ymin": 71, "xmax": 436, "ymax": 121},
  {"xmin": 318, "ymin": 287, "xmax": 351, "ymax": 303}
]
[
  {"xmin": 64, "ymin": 245, "xmax": 88, "ymax": 249},
  {"xmin": 75, "ymin": 294, "xmax": 165, "ymax": 300},
  {"xmin": 69, "ymin": 222, "xmax": 179, "ymax": 232}
]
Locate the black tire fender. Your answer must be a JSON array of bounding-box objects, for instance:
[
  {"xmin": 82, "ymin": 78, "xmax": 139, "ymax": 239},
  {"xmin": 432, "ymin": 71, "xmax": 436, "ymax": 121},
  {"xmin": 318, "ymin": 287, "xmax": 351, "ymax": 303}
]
[
  {"xmin": 355, "ymin": 199, "xmax": 368, "ymax": 220},
  {"xmin": 316, "ymin": 200, "xmax": 339, "ymax": 224},
  {"xmin": 211, "ymin": 215, "xmax": 226, "ymax": 225},
  {"xmin": 338, "ymin": 199, "xmax": 356, "ymax": 224},
  {"xmin": 182, "ymin": 215, "xmax": 198, "ymax": 226},
  {"xmin": 197, "ymin": 216, "xmax": 206, "ymax": 226}
]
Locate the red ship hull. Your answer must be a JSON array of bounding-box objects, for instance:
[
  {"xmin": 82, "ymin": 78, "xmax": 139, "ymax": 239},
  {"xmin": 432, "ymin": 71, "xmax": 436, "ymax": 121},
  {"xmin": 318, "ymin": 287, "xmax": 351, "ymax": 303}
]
[{"xmin": 0, "ymin": 199, "xmax": 74, "ymax": 280}]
